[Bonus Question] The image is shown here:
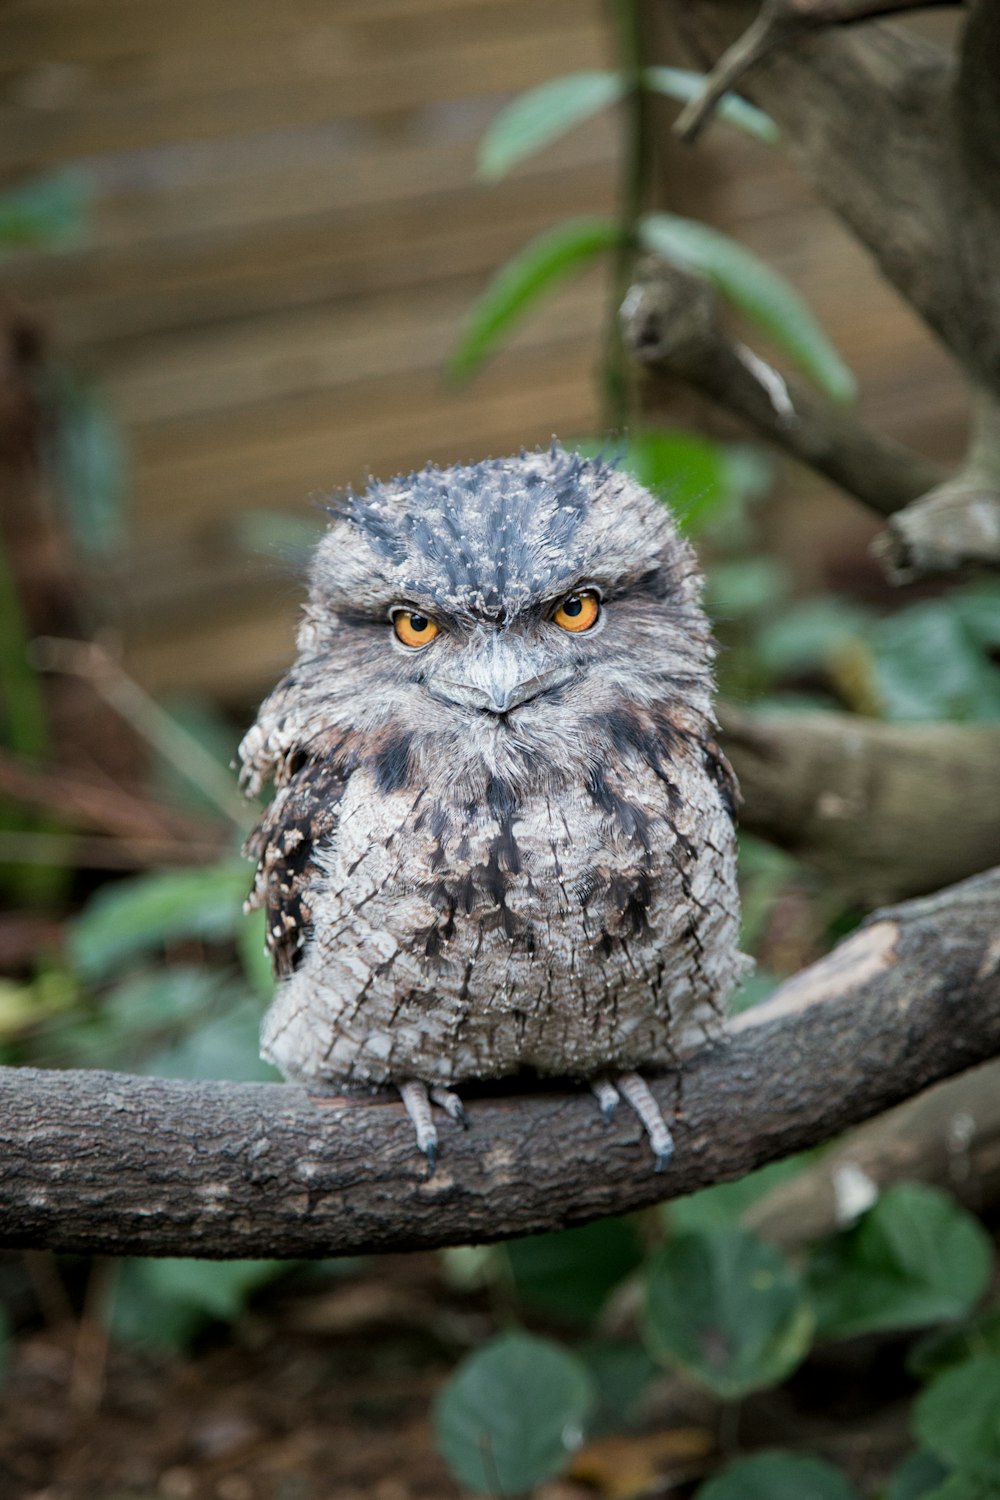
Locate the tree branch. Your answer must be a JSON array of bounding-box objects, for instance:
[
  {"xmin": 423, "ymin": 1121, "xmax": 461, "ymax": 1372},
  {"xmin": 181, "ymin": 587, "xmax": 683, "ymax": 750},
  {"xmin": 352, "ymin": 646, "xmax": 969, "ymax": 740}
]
[
  {"xmin": 872, "ymin": 386, "xmax": 1000, "ymax": 579},
  {"xmin": 673, "ymin": 0, "xmax": 963, "ymax": 144},
  {"xmin": 1, "ymin": 867, "xmax": 998, "ymax": 1260},
  {"xmin": 721, "ymin": 705, "xmax": 1000, "ymax": 905},
  {"xmin": 621, "ymin": 260, "xmax": 943, "ymax": 515}
]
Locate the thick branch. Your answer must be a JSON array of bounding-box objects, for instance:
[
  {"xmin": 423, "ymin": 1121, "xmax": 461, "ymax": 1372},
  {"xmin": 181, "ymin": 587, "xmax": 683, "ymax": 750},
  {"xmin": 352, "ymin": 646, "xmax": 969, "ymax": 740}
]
[
  {"xmin": 721, "ymin": 705, "xmax": 1000, "ymax": 905},
  {"xmin": 1, "ymin": 867, "xmax": 999, "ymax": 1259},
  {"xmin": 621, "ymin": 261, "xmax": 943, "ymax": 515}
]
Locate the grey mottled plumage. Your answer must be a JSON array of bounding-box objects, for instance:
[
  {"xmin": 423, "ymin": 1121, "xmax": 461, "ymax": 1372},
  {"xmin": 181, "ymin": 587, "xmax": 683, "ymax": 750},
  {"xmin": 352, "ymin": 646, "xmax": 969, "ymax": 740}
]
[{"xmin": 240, "ymin": 446, "xmax": 749, "ymax": 1169}]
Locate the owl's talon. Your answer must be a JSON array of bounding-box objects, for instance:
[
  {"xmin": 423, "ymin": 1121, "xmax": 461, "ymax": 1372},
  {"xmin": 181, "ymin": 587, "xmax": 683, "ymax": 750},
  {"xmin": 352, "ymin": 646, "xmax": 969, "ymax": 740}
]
[
  {"xmin": 591, "ymin": 1077, "xmax": 621, "ymax": 1125},
  {"xmin": 399, "ymin": 1080, "xmax": 439, "ymax": 1171},
  {"xmin": 615, "ymin": 1071, "xmax": 675, "ymax": 1170},
  {"xmin": 430, "ymin": 1086, "xmax": 469, "ymax": 1128}
]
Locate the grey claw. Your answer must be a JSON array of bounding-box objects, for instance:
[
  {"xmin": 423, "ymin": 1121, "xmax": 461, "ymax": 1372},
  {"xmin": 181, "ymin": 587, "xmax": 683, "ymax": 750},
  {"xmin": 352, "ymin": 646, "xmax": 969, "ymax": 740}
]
[
  {"xmin": 654, "ymin": 1144, "xmax": 674, "ymax": 1173},
  {"xmin": 424, "ymin": 1140, "xmax": 438, "ymax": 1176}
]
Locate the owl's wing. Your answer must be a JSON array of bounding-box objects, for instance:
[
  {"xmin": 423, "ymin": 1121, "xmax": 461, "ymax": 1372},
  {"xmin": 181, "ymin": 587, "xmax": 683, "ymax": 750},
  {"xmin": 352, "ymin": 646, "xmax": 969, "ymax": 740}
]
[
  {"xmin": 244, "ymin": 760, "xmax": 347, "ymax": 979},
  {"xmin": 702, "ymin": 737, "xmax": 740, "ymax": 823}
]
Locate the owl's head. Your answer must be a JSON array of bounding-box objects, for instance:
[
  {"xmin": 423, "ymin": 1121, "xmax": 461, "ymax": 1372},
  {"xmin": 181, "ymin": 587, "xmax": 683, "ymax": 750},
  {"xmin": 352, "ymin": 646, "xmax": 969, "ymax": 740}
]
[{"xmin": 242, "ymin": 447, "xmax": 717, "ymax": 795}]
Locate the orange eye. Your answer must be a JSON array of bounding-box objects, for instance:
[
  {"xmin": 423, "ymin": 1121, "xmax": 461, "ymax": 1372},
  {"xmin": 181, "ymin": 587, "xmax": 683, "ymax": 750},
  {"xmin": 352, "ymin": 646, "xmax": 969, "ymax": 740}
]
[
  {"xmin": 392, "ymin": 609, "xmax": 439, "ymax": 648},
  {"xmin": 553, "ymin": 590, "xmax": 600, "ymax": 633}
]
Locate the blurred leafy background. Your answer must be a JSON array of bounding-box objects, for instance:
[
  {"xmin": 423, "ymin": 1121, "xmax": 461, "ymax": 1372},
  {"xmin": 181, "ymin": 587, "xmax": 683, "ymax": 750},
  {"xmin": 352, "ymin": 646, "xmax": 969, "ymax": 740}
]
[{"xmin": 0, "ymin": 2, "xmax": 997, "ymax": 1498}]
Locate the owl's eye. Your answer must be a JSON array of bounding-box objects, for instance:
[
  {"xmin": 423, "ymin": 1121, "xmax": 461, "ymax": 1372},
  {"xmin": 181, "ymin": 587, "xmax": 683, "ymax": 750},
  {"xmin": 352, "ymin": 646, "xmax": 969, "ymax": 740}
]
[
  {"xmin": 393, "ymin": 609, "xmax": 439, "ymax": 648},
  {"xmin": 553, "ymin": 590, "xmax": 600, "ymax": 633}
]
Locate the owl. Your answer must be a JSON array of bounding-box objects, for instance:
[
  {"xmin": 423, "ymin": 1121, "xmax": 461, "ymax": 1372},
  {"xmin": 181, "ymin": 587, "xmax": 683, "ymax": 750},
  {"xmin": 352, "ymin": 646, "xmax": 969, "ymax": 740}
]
[{"xmin": 239, "ymin": 445, "xmax": 748, "ymax": 1172}]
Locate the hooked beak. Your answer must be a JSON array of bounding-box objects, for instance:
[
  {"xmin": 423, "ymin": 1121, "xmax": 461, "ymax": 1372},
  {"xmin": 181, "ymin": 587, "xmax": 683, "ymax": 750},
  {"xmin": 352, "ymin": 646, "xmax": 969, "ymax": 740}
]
[{"xmin": 427, "ymin": 639, "xmax": 574, "ymax": 716}]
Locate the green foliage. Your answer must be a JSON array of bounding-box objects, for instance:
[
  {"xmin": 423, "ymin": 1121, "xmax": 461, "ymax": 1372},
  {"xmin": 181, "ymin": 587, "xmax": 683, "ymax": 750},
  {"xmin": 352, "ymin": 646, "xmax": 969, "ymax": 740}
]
[
  {"xmin": 908, "ymin": 1307, "xmax": 1000, "ymax": 1383},
  {"xmin": 449, "ymin": 215, "xmax": 621, "ymax": 379},
  {"xmin": 476, "ymin": 68, "xmax": 777, "ymax": 184},
  {"xmin": 40, "ymin": 368, "xmax": 129, "ymax": 559},
  {"xmin": 643, "ymin": 67, "xmax": 779, "ymax": 144},
  {"xmin": 578, "ymin": 1339, "xmax": 658, "ymax": 1436},
  {"xmin": 0, "ymin": 170, "xmax": 90, "ymax": 254},
  {"xmin": 914, "ymin": 1355, "xmax": 1000, "ymax": 1487},
  {"xmin": 477, "ymin": 71, "xmax": 624, "ymax": 180},
  {"xmin": 697, "ymin": 1450, "xmax": 862, "ymax": 1500},
  {"xmin": 884, "ymin": 1451, "xmax": 951, "ymax": 1500},
  {"xmin": 110, "ymin": 1258, "xmax": 289, "ymax": 1351},
  {"xmin": 638, "ymin": 212, "xmax": 858, "ymax": 404},
  {"xmin": 861, "ymin": 587, "xmax": 1000, "ymax": 722},
  {"xmin": 643, "ymin": 1226, "xmax": 814, "ymax": 1399},
  {"xmin": 808, "ymin": 1185, "xmax": 994, "ymax": 1341},
  {"xmin": 506, "ymin": 1217, "xmax": 645, "ymax": 1324},
  {"xmin": 668, "ymin": 1154, "xmax": 807, "ymax": 1234},
  {"xmin": 434, "ymin": 1331, "xmax": 594, "ymax": 1496},
  {"xmin": 67, "ymin": 861, "xmax": 250, "ymax": 984}
]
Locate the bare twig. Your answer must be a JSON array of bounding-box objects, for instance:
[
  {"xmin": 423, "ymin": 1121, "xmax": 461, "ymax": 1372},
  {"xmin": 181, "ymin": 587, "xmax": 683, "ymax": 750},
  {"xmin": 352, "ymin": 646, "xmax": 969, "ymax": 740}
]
[
  {"xmin": 1, "ymin": 866, "xmax": 997, "ymax": 1259},
  {"xmin": 673, "ymin": 0, "xmax": 962, "ymax": 142},
  {"xmin": 621, "ymin": 260, "xmax": 942, "ymax": 515}
]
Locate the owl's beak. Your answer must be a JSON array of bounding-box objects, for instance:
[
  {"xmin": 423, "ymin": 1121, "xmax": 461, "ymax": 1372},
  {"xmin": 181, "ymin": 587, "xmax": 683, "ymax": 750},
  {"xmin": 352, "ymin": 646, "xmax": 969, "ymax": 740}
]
[{"xmin": 427, "ymin": 641, "xmax": 574, "ymax": 716}]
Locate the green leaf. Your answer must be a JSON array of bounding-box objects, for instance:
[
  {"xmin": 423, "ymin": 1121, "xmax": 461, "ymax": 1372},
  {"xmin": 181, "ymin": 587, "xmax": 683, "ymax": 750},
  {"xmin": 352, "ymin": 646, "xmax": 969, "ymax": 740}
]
[
  {"xmin": 478, "ymin": 71, "xmax": 623, "ymax": 181},
  {"xmin": 622, "ymin": 429, "xmax": 729, "ymax": 533},
  {"xmin": 643, "ymin": 1227, "xmax": 814, "ymax": 1399},
  {"xmin": 809, "ymin": 1185, "xmax": 994, "ymax": 1341},
  {"xmin": 110, "ymin": 1258, "xmax": 287, "ymax": 1350},
  {"xmin": 0, "ymin": 171, "xmax": 90, "ymax": 254},
  {"xmin": 668, "ymin": 1154, "xmax": 807, "ymax": 1235},
  {"xmin": 68, "ymin": 860, "xmax": 250, "ymax": 982},
  {"xmin": 697, "ymin": 1450, "xmax": 861, "ymax": 1500},
  {"xmin": 43, "ymin": 370, "xmax": 129, "ymax": 558},
  {"xmin": 914, "ymin": 1355, "xmax": 1000, "ymax": 1479},
  {"xmin": 884, "ymin": 1452, "xmax": 951, "ymax": 1500},
  {"xmin": 705, "ymin": 556, "xmax": 792, "ymax": 620},
  {"xmin": 639, "ymin": 212, "xmax": 857, "ymax": 404},
  {"xmin": 909, "ymin": 1307, "xmax": 1000, "ymax": 1383},
  {"xmin": 506, "ymin": 1217, "xmax": 644, "ymax": 1324},
  {"xmin": 643, "ymin": 67, "xmax": 779, "ymax": 144},
  {"xmin": 434, "ymin": 1331, "xmax": 594, "ymax": 1496},
  {"xmin": 754, "ymin": 597, "xmax": 876, "ymax": 681},
  {"xmin": 578, "ymin": 1339, "xmax": 658, "ymax": 1437},
  {"xmin": 450, "ymin": 215, "xmax": 621, "ymax": 379},
  {"xmin": 923, "ymin": 1477, "xmax": 1000, "ymax": 1500},
  {"xmin": 146, "ymin": 994, "xmax": 278, "ymax": 1082},
  {"xmin": 864, "ymin": 601, "xmax": 1000, "ymax": 723}
]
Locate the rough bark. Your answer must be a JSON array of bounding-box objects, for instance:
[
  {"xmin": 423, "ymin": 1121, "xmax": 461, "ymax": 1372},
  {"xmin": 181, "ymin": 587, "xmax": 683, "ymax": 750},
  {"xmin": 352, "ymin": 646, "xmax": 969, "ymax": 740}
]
[
  {"xmin": 721, "ymin": 706, "xmax": 1000, "ymax": 905},
  {"xmin": 1, "ymin": 866, "xmax": 998, "ymax": 1260}
]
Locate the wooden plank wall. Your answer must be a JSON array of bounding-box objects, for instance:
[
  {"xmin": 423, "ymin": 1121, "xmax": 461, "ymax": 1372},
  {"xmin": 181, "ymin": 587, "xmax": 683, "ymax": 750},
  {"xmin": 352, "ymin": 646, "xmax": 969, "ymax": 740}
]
[{"xmin": 1, "ymin": 2, "xmax": 967, "ymax": 705}]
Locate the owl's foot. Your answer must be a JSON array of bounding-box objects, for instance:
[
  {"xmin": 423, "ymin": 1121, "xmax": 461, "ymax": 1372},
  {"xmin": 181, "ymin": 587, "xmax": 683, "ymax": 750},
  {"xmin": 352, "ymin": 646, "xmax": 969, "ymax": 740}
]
[
  {"xmin": 592, "ymin": 1071, "xmax": 674, "ymax": 1171},
  {"xmin": 398, "ymin": 1080, "xmax": 469, "ymax": 1173}
]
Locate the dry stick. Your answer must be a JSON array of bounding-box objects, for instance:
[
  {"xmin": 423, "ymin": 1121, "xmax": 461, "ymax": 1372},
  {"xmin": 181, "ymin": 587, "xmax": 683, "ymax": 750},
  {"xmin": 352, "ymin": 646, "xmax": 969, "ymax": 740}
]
[
  {"xmin": 621, "ymin": 261, "xmax": 942, "ymax": 516},
  {"xmin": 1, "ymin": 866, "xmax": 998, "ymax": 1261}
]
